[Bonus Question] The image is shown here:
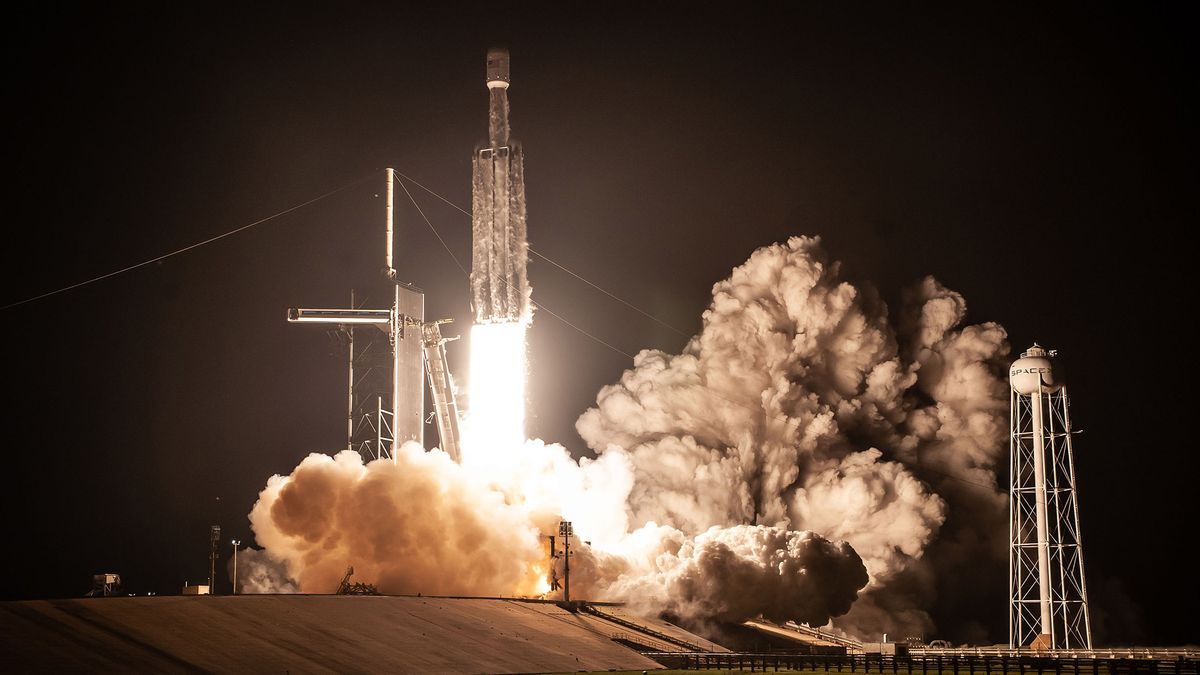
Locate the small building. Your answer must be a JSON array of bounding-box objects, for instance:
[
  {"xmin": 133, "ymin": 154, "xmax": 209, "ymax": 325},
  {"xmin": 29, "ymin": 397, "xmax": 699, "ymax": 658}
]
[
  {"xmin": 85, "ymin": 573, "xmax": 122, "ymax": 597},
  {"xmin": 863, "ymin": 642, "xmax": 909, "ymax": 657}
]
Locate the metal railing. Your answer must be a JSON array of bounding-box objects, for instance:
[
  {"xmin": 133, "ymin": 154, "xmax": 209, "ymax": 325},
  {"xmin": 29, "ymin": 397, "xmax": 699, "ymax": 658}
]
[
  {"xmin": 780, "ymin": 621, "xmax": 864, "ymax": 649},
  {"xmin": 911, "ymin": 649, "xmax": 1200, "ymax": 660},
  {"xmin": 648, "ymin": 652, "xmax": 1200, "ymax": 674},
  {"xmin": 583, "ymin": 605, "xmax": 715, "ymax": 652},
  {"xmin": 607, "ymin": 630, "xmax": 679, "ymax": 654}
]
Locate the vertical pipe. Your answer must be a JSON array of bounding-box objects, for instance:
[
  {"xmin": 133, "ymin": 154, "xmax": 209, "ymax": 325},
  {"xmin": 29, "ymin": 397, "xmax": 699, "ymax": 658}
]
[
  {"xmin": 563, "ymin": 531, "xmax": 570, "ymax": 603},
  {"xmin": 1047, "ymin": 391, "xmax": 1070, "ymax": 647},
  {"xmin": 392, "ymin": 285, "xmax": 401, "ymax": 461},
  {"xmin": 208, "ymin": 537, "xmax": 216, "ymax": 593},
  {"xmin": 347, "ymin": 290, "xmax": 355, "ymax": 453},
  {"xmin": 385, "ymin": 168, "xmax": 395, "ymax": 275},
  {"xmin": 1060, "ymin": 387, "xmax": 1093, "ymax": 648},
  {"xmin": 1031, "ymin": 389, "xmax": 1054, "ymax": 641},
  {"xmin": 1009, "ymin": 387, "xmax": 1017, "ymax": 648}
]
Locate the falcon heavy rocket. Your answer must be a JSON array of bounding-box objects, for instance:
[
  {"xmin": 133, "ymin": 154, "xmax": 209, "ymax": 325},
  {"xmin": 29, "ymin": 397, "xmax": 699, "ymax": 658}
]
[{"xmin": 470, "ymin": 48, "xmax": 531, "ymax": 325}]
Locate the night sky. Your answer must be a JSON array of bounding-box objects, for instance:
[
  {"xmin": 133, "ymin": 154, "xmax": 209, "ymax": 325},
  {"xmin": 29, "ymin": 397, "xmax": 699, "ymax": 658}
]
[{"xmin": 3, "ymin": 3, "xmax": 1194, "ymax": 646}]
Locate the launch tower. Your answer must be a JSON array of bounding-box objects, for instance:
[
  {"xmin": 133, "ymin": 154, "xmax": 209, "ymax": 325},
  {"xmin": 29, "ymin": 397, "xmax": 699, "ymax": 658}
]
[
  {"xmin": 287, "ymin": 170, "xmax": 431, "ymax": 461},
  {"xmin": 1008, "ymin": 344, "xmax": 1092, "ymax": 649}
]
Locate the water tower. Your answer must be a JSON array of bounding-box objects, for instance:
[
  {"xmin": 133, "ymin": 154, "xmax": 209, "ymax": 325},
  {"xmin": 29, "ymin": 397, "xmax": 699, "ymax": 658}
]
[{"xmin": 1009, "ymin": 344, "xmax": 1092, "ymax": 649}]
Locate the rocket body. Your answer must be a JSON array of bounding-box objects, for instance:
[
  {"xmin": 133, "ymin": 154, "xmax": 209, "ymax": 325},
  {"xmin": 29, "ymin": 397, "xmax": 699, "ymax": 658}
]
[{"xmin": 471, "ymin": 48, "xmax": 531, "ymax": 325}]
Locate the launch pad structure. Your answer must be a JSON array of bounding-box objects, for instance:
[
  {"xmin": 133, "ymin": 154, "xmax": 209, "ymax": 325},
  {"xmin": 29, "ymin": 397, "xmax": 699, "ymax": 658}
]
[
  {"xmin": 286, "ymin": 49, "xmax": 531, "ymax": 463},
  {"xmin": 287, "ymin": 167, "xmax": 462, "ymax": 463},
  {"xmin": 282, "ymin": 50, "xmax": 1112, "ymax": 657}
]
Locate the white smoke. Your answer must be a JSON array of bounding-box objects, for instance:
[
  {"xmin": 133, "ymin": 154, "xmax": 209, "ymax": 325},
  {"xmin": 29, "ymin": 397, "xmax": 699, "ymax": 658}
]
[
  {"xmin": 231, "ymin": 547, "xmax": 298, "ymax": 594},
  {"xmin": 791, "ymin": 450, "xmax": 945, "ymax": 583},
  {"xmin": 575, "ymin": 237, "xmax": 1009, "ymax": 637},
  {"xmin": 247, "ymin": 444, "xmax": 547, "ymax": 596},
  {"xmin": 567, "ymin": 524, "xmax": 868, "ymax": 626},
  {"xmin": 245, "ymin": 235, "xmax": 1009, "ymax": 639}
]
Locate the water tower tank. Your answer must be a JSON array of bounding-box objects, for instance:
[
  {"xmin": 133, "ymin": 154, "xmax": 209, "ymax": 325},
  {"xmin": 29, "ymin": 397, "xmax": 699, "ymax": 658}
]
[{"xmin": 1010, "ymin": 343, "xmax": 1063, "ymax": 395}]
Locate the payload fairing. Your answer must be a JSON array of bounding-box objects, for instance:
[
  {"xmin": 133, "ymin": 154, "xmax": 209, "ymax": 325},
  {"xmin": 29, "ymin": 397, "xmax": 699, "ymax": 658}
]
[{"xmin": 471, "ymin": 48, "xmax": 531, "ymax": 325}]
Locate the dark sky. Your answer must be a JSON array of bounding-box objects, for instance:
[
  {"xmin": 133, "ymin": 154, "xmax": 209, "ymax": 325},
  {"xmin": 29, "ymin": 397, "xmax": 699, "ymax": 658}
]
[{"xmin": 3, "ymin": 3, "xmax": 1194, "ymax": 645}]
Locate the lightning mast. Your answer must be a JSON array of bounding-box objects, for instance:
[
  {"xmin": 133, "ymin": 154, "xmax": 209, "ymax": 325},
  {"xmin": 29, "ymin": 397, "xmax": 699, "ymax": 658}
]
[
  {"xmin": 1009, "ymin": 344, "xmax": 1092, "ymax": 650},
  {"xmin": 287, "ymin": 169, "xmax": 466, "ymax": 461},
  {"xmin": 287, "ymin": 169, "xmax": 425, "ymax": 461}
]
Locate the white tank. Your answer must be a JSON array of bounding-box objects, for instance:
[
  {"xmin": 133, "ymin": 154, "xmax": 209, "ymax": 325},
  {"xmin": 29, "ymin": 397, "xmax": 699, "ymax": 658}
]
[{"xmin": 1010, "ymin": 343, "xmax": 1063, "ymax": 395}]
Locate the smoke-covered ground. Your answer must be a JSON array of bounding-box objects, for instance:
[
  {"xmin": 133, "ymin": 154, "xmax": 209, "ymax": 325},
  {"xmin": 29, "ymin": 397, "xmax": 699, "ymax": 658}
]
[{"xmin": 241, "ymin": 236, "xmax": 1010, "ymax": 641}]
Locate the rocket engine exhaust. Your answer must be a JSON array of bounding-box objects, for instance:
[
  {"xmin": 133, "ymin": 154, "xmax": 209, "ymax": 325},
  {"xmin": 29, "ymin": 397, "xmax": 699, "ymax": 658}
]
[{"xmin": 465, "ymin": 48, "xmax": 533, "ymax": 461}]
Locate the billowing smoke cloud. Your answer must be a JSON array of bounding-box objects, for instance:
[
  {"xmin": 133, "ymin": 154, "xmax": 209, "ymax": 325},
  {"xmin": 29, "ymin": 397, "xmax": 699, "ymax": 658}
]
[
  {"xmin": 247, "ymin": 445, "xmax": 547, "ymax": 596},
  {"xmin": 246, "ymin": 235, "xmax": 1009, "ymax": 640},
  {"xmin": 244, "ymin": 441, "xmax": 870, "ymax": 628},
  {"xmin": 231, "ymin": 547, "xmax": 298, "ymax": 594},
  {"xmin": 571, "ymin": 525, "xmax": 868, "ymax": 626},
  {"xmin": 576, "ymin": 236, "xmax": 1009, "ymax": 638}
]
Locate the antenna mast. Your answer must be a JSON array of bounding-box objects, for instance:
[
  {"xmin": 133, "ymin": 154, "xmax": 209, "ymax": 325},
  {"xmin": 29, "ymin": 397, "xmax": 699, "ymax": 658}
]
[{"xmin": 285, "ymin": 168, "xmax": 465, "ymax": 462}]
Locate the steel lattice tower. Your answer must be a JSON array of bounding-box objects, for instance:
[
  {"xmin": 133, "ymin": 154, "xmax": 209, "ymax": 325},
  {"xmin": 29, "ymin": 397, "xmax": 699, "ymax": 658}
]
[
  {"xmin": 287, "ymin": 169, "xmax": 426, "ymax": 463},
  {"xmin": 1009, "ymin": 344, "xmax": 1092, "ymax": 650}
]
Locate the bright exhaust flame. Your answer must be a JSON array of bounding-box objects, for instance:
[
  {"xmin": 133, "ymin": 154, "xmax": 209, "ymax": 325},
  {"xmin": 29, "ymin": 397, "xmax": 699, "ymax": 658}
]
[
  {"xmin": 464, "ymin": 321, "xmax": 528, "ymax": 468},
  {"xmin": 530, "ymin": 566, "xmax": 553, "ymax": 596}
]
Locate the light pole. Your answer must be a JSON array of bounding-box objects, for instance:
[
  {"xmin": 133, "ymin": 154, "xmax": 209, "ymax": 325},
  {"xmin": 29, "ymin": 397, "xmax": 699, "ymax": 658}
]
[
  {"xmin": 208, "ymin": 526, "xmax": 221, "ymax": 593},
  {"xmin": 230, "ymin": 540, "xmax": 241, "ymax": 595},
  {"xmin": 558, "ymin": 521, "xmax": 572, "ymax": 604}
]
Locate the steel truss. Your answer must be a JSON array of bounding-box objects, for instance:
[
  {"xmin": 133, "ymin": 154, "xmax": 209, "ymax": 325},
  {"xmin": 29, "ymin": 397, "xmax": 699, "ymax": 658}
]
[{"xmin": 1010, "ymin": 385, "xmax": 1092, "ymax": 649}]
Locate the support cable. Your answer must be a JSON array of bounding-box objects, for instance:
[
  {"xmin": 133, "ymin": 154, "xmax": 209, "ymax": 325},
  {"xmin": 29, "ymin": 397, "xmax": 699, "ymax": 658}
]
[
  {"xmin": 393, "ymin": 171, "xmax": 690, "ymax": 337},
  {"xmin": 0, "ymin": 163, "xmax": 1005, "ymax": 495},
  {"xmin": 2, "ymin": 172, "xmax": 376, "ymax": 311},
  {"xmin": 528, "ymin": 250, "xmax": 690, "ymax": 338},
  {"xmin": 393, "ymin": 173, "xmax": 634, "ymax": 359},
  {"xmin": 394, "ymin": 176, "xmax": 468, "ymax": 277},
  {"xmin": 393, "ymin": 171, "xmax": 999, "ymax": 494}
]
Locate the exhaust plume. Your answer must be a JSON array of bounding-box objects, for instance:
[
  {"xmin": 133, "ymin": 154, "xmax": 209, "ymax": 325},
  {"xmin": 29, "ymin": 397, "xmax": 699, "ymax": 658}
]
[
  {"xmin": 567, "ymin": 525, "xmax": 868, "ymax": 626},
  {"xmin": 248, "ymin": 445, "xmax": 548, "ymax": 596},
  {"xmin": 576, "ymin": 236, "xmax": 1009, "ymax": 637},
  {"xmin": 246, "ymin": 235, "xmax": 1009, "ymax": 639},
  {"xmin": 231, "ymin": 547, "xmax": 298, "ymax": 594}
]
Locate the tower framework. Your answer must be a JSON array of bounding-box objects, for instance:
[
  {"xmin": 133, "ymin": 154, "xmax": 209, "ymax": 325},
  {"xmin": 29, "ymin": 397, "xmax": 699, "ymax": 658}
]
[
  {"xmin": 343, "ymin": 289, "xmax": 398, "ymax": 461},
  {"xmin": 286, "ymin": 168, "xmax": 465, "ymax": 462},
  {"xmin": 1009, "ymin": 344, "xmax": 1092, "ymax": 649},
  {"xmin": 286, "ymin": 169, "xmax": 427, "ymax": 462}
]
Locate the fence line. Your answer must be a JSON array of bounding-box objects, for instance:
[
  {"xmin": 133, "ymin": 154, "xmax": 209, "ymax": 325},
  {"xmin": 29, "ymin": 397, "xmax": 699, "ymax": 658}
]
[{"xmin": 647, "ymin": 651, "xmax": 1200, "ymax": 675}]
